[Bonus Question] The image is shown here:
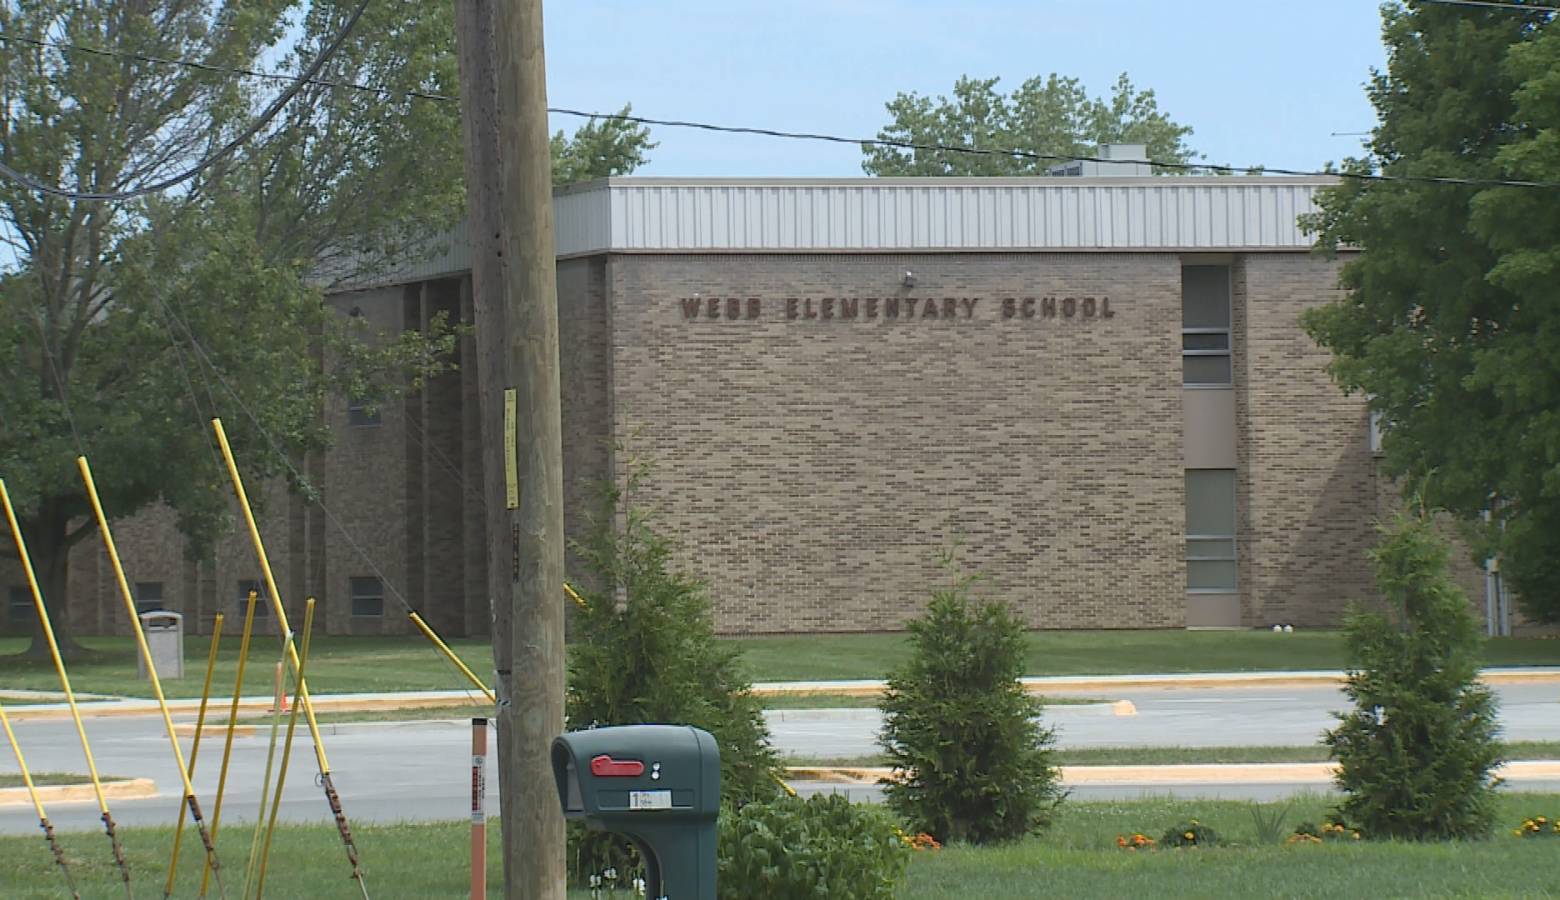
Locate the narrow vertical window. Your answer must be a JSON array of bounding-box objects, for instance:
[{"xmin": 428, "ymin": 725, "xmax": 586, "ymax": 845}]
[
  {"xmin": 134, "ymin": 581, "xmax": 165, "ymax": 613},
  {"xmin": 238, "ymin": 579, "xmax": 270, "ymax": 617},
  {"xmin": 350, "ymin": 576, "xmax": 385, "ymax": 618},
  {"xmin": 1186, "ymin": 469, "xmax": 1237, "ymax": 592},
  {"xmin": 8, "ymin": 586, "xmax": 31, "ymax": 625},
  {"xmin": 348, "ymin": 398, "xmax": 382, "ymax": 428},
  {"xmin": 1183, "ymin": 266, "xmax": 1232, "ymax": 386}
]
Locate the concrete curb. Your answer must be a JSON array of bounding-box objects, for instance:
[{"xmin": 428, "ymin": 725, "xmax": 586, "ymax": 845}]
[
  {"xmin": 753, "ymin": 667, "xmax": 1560, "ymax": 696},
  {"xmin": 784, "ymin": 760, "xmax": 1560, "ymax": 787},
  {"xmin": 0, "ymin": 778, "xmax": 157, "ymax": 807},
  {"xmin": 6, "ymin": 665, "xmax": 1554, "ymax": 721},
  {"xmin": 8, "ymin": 692, "xmax": 493, "ymax": 723},
  {"xmin": 173, "ymin": 722, "xmax": 258, "ymax": 739}
]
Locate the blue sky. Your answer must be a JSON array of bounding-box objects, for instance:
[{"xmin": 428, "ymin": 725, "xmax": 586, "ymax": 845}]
[{"xmin": 543, "ymin": 0, "xmax": 1389, "ymax": 177}]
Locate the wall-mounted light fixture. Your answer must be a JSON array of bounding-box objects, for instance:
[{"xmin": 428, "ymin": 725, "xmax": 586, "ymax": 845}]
[{"xmin": 901, "ymin": 271, "xmax": 916, "ymax": 288}]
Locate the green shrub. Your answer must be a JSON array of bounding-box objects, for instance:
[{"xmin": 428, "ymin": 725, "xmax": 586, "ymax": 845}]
[
  {"xmin": 1323, "ymin": 509, "xmax": 1504, "ymax": 841},
  {"xmin": 877, "ymin": 552, "xmax": 1063, "ymax": 844},
  {"xmin": 565, "ymin": 466, "xmax": 782, "ymax": 884},
  {"xmin": 717, "ymin": 793, "xmax": 911, "ymax": 900},
  {"xmin": 1160, "ymin": 819, "xmax": 1219, "ymax": 848}
]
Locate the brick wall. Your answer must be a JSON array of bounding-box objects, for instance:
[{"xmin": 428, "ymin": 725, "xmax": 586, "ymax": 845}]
[
  {"xmin": 25, "ymin": 246, "xmax": 1514, "ymax": 637},
  {"xmin": 1236, "ymin": 253, "xmax": 1379, "ymax": 627},
  {"xmin": 604, "ymin": 252, "xmax": 1187, "ymax": 633}
]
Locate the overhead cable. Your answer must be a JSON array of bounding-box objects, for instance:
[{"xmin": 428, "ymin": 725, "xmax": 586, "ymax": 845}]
[
  {"xmin": 2, "ymin": 6, "xmax": 1558, "ymax": 196},
  {"xmin": 1417, "ymin": 0, "xmax": 1558, "ymax": 12},
  {"xmin": 0, "ymin": 0, "xmax": 371, "ymax": 202}
]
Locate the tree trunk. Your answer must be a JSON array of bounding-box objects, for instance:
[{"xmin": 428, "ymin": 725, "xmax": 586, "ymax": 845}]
[{"xmin": 20, "ymin": 501, "xmax": 89, "ymax": 661}]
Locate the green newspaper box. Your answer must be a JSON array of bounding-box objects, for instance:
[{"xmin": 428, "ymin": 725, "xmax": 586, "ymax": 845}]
[{"xmin": 552, "ymin": 724, "xmax": 720, "ymax": 900}]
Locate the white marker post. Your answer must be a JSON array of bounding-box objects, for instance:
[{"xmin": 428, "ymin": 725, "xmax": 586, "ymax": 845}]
[{"xmin": 471, "ymin": 717, "xmax": 488, "ymax": 900}]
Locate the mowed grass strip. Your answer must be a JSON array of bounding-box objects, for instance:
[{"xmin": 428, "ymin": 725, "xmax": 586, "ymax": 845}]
[
  {"xmin": 904, "ymin": 793, "xmax": 1560, "ymax": 900},
  {"xmin": 2, "ymin": 795, "xmax": 1558, "ymax": 898},
  {"xmin": 0, "ymin": 772, "xmax": 128, "ymax": 789},
  {"xmin": 1, "ymin": 629, "xmax": 1556, "ymax": 698},
  {"xmin": 219, "ymin": 693, "xmax": 1113, "ymax": 725},
  {"xmin": 785, "ymin": 740, "xmax": 1560, "ymax": 768},
  {"xmin": 732, "ymin": 630, "xmax": 1560, "ymax": 682}
]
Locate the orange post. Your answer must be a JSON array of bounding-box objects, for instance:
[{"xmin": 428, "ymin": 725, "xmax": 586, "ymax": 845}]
[{"xmin": 471, "ymin": 717, "xmax": 488, "ymax": 900}]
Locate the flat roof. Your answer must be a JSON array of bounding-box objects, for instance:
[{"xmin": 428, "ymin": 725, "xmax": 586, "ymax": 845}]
[{"xmin": 324, "ymin": 176, "xmax": 1338, "ymax": 292}]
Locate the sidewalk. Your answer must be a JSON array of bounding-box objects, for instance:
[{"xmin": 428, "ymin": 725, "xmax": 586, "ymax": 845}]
[
  {"xmin": 4, "ymin": 688, "xmax": 492, "ymax": 722},
  {"xmin": 754, "ymin": 666, "xmax": 1560, "ymax": 696},
  {"xmin": 7, "ymin": 666, "xmax": 1558, "ymax": 722}
]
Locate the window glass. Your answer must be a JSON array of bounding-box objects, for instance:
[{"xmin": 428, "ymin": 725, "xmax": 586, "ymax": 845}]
[
  {"xmin": 1185, "ymin": 470, "xmax": 1237, "ymax": 535},
  {"xmin": 134, "ymin": 582, "xmax": 165, "ymax": 613},
  {"xmin": 1186, "ymin": 538, "xmax": 1236, "ymax": 560},
  {"xmin": 1182, "ymin": 266, "xmax": 1231, "ymax": 329},
  {"xmin": 238, "ymin": 580, "xmax": 270, "ymax": 616},
  {"xmin": 8, "ymin": 586, "xmax": 31, "ymax": 622},
  {"xmin": 1188, "ymin": 560, "xmax": 1238, "ymax": 591},
  {"xmin": 348, "ymin": 400, "xmax": 381, "ymax": 428},
  {"xmin": 1183, "ymin": 355, "xmax": 1232, "ymax": 386},
  {"xmin": 350, "ymin": 576, "xmax": 384, "ymax": 617},
  {"xmin": 1182, "ymin": 333, "xmax": 1230, "ymax": 352}
]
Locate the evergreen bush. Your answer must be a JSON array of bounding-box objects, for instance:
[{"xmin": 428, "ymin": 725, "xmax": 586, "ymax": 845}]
[
  {"xmin": 565, "ymin": 465, "xmax": 782, "ymax": 884},
  {"xmin": 877, "ymin": 552, "xmax": 1063, "ymax": 844},
  {"xmin": 1324, "ymin": 509, "xmax": 1504, "ymax": 840},
  {"xmin": 717, "ymin": 793, "xmax": 911, "ymax": 900}
]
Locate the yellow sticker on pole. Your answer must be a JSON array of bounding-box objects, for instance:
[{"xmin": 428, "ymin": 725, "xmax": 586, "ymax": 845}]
[{"xmin": 503, "ymin": 388, "xmax": 519, "ymax": 509}]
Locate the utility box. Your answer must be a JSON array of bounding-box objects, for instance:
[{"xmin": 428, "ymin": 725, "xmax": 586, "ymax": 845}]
[
  {"xmin": 552, "ymin": 724, "xmax": 720, "ymax": 900},
  {"xmin": 137, "ymin": 610, "xmax": 183, "ymax": 680}
]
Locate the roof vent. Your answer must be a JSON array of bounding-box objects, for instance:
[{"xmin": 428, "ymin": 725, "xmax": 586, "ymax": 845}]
[{"xmin": 1049, "ymin": 143, "xmax": 1153, "ymax": 178}]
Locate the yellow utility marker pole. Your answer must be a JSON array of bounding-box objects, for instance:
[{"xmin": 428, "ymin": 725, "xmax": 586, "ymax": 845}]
[
  {"xmin": 243, "ymin": 632, "xmax": 291, "ymax": 899},
  {"xmin": 408, "ymin": 612, "xmax": 496, "ymax": 704},
  {"xmin": 202, "ymin": 594, "xmax": 257, "ymax": 898},
  {"xmin": 2, "ymin": 700, "xmax": 80, "ymax": 899},
  {"xmin": 210, "ymin": 418, "xmax": 368, "ymax": 896},
  {"xmin": 256, "ymin": 598, "xmax": 317, "ymax": 898},
  {"xmin": 165, "ymin": 614, "xmax": 224, "ymax": 898},
  {"xmin": 78, "ymin": 456, "xmax": 227, "ymax": 897},
  {"xmin": 0, "ymin": 477, "xmax": 133, "ymax": 897}
]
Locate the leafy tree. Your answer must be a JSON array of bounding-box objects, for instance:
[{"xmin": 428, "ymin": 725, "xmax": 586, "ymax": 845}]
[
  {"xmin": 878, "ymin": 552, "xmax": 1063, "ymax": 845},
  {"xmin": 551, "ymin": 105, "xmax": 656, "ymax": 185},
  {"xmin": 1301, "ymin": 3, "xmax": 1560, "ymax": 621},
  {"xmin": 0, "ymin": 3, "xmax": 656, "ymax": 656},
  {"xmin": 862, "ymin": 73, "xmax": 1195, "ymax": 176},
  {"xmin": 1324, "ymin": 509, "xmax": 1503, "ymax": 841},
  {"xmin": 565, "ymin": 464, "xmax": 781, "ymax": 882}
]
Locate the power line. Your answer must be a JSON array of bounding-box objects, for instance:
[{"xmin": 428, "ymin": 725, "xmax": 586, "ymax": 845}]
[
  {"xmin": 3, "ymin": 28, "xmax": 1558, "ymax": 192},
  {"xmin": 153, "ymin": 294, "xmax": 483, "ymax": 700},
  {"xmin": 0, "ymin": 0, "xmax": 371, "ymax": 202},
  {"xmin": 1417, "ymin": 0, "xmax": 1558, "ymax": 12}
]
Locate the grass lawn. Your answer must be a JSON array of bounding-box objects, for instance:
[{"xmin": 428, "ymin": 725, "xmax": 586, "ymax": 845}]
[
  {"xmin": 0, "ymin": 772, "xmax": 127, "ymax": 789},
  {"xmin": 216, "ymin": 693, "xmax": 1111, "ymax": 726},
  {"xmin": 2, "ymin": 794, "xmax": 1557, "ymax": 898},
  {"xmin": 0, "ymin": 630, "xmax": 1555, "ymax": 698},
  {"xmin": 787, "ymin": 741, "xmax": 1560, "ymax": 768},
  {"xmin": 732, "ymin": 630, "xmax": 1560, "ymax": 682}
]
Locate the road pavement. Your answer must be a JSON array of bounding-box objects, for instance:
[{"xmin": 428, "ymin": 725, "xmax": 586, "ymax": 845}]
[
  {"xmin": 765, "ymin": 681, "xmax": 1560, "ymax": 755},
  {"xmin": 0, "ymin": 679, "xmax": 1554, "ymax": 835}
]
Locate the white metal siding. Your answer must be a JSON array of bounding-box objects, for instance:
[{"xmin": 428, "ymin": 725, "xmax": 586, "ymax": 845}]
[
  {"xmin": 326, "ymin": 177, "xmax": 1332, "ymax": 291},
  {"xmin": 562, "ymin": 177, "xmax": 1331, "ymax": 255}
]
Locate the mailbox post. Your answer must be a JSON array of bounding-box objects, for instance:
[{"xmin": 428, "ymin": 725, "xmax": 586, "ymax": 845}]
[{"xmin": 551, "ymin": 724, "xmax": 719, "ymax": 900}]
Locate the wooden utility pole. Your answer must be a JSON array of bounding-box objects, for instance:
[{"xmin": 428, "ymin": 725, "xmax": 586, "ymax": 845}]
[{"xmin": 453, "ymin": 1, "xmax": 566, "ymax": 897}]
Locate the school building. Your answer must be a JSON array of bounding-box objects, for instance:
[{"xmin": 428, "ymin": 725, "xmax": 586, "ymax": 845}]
[{"xmin": 8, "ymin": 157, "xmax": 1471, "ymax": 638}]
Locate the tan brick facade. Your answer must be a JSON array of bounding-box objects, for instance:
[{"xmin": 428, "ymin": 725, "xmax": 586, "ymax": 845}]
[
  {"xmin": 1, "ymin": 177, "xmax": 1504, "ymax": 637},
  {"xmin": 606, "ymin": 252, "xmax": 1187, "ymax": 632}
]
